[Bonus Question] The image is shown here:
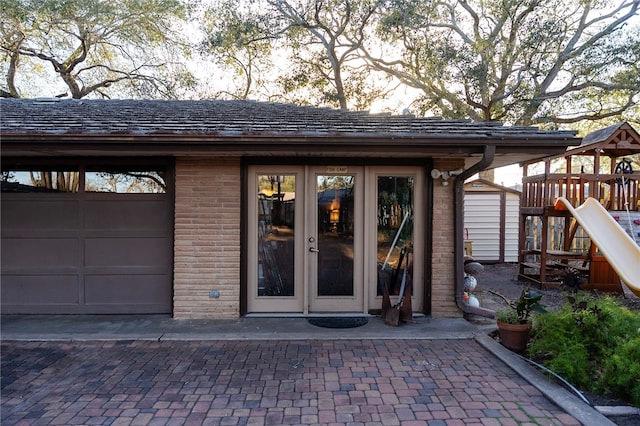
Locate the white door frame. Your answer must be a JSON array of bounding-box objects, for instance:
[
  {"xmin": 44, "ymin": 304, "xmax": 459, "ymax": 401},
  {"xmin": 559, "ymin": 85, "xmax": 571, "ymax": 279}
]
[
  {"xmin": 246, "ymin": 165, "xmax": 424, "ymax": 315},
  {"xmin": 306, "ymin": 166, "xmax": 364, "ymax": 313},
  {"xmin": 247, "ymin": 165, "xmax": 305, "ymax": 313},
  {"xmin": 366, "ymin": 166, "xmax": 424, "ymax": 313}
]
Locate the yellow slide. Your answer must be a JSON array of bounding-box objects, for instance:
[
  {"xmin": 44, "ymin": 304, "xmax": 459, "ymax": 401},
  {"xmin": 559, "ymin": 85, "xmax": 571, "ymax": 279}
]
[{"xmin": 555, "ymin": 197, "xmax": 640, "ymax": 297}]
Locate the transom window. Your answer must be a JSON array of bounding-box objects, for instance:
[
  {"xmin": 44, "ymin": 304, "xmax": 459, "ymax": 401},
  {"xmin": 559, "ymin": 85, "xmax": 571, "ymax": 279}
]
[{"xmin": 2, "ymin": 165, "xmax": 168, "ymax": 194}]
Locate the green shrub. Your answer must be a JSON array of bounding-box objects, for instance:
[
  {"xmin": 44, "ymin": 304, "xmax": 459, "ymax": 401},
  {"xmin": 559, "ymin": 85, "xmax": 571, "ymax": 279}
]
[
  {"xmin": 529, "ymin": 294, "xmax": 640, "ymax": 404},
  {"xmin": 529, "ymin": 305, "xmax": 593, "ymax": 388},
  {"xmin": 600, "ymin": 336, "xmax": 640, "ymax": 406}
]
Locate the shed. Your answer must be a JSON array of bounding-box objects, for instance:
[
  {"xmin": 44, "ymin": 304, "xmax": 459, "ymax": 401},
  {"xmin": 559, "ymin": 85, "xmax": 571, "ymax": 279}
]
[{"xmin": 464, "ymin": 179, "xmax": 521, "ymax": 263}]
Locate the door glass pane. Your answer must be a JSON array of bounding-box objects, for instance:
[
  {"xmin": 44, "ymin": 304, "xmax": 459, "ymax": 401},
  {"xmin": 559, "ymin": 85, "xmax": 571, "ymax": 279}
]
[
  {"xmin": 316, "ymin": 175, "xmax": 355, "ymax": 296},
  {"xmin": 257, "ymin": 175, "xmax": 296, "ymax": 296},
  {"xmin": 377, "ymin": 176, "xmax": 414, "ymax": 296}
]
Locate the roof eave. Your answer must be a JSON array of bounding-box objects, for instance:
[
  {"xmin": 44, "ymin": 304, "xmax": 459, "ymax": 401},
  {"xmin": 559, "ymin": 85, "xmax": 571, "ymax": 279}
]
[{"xmin": 0, "ymin": 131, "xmax": 577, "ymax": 157}]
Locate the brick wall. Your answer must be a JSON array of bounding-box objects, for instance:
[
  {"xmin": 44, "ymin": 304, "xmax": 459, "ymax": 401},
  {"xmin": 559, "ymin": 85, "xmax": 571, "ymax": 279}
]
[
  {"xmin": 430, "ymin": 158, "xmax": 466, "ymax": 317},
  {"xmin": 173, "ymin": 158, "xmax": 241, "ymax": 319}
]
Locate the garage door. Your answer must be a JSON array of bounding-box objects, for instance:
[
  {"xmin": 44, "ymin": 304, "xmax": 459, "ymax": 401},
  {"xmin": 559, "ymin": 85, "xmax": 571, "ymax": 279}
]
[{"xmin": 1, "ymin": 163, "xmax": 173, "ymax": 314}]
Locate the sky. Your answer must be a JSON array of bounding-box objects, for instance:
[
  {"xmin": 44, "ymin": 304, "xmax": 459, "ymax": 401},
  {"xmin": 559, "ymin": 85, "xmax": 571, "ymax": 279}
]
[{"xmin": 493, "ymin": 165, "xmax": 523, "ymax": 188}]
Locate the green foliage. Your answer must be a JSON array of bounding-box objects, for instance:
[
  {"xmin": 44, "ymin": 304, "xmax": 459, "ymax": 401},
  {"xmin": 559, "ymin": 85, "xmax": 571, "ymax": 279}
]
[
  {"xmin": 600, "ymin": 336, "xmax": 640, "ymax": 406},
  {"xmin": 369, "ymin": 0, "xmax": 640, "ymax": 124},
  {"xmin": 529, "ymin": 295, "xmax": 640, "ymax": 405},
  {"xmin": 200, "ymin": 0, "xmax": 276, "ymax": 99},
  {"xmin": 495, "ymin": 287, "xmax": 546, "ymax": 324},
  {"xmin": 1, "ymin": 0, "xmax": 192, "ymax": 98},
  {"xmin": 6, "ymin": 0, "xmax": 638, "ymax": 121},
  {"xmin": 495, "ymin": 309, "xmax": 519, "ymax": 324},
  {"xmin": 201, "ymin": 0, "xmax": 393, "ymax": 110}
]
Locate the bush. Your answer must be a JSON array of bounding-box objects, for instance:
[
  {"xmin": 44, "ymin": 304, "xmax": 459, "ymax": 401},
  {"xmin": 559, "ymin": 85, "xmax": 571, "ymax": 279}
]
[
  {"xmin": 529, "ymin": 294, "xmax": 640, "ymax": 406},
  {"xmin": 600, "ymin": 336, "xmax": 640, "ymax": 406}
]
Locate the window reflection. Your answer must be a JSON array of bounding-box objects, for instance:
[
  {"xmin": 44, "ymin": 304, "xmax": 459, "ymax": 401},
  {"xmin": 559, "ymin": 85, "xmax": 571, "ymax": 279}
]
[
  {"xmin": 257, "ymin": 175, "xmax": 296, "ymax": 296},
  {"xmin": 316, "ymin": 175, "xmax": 355, "ymax": 296},
  {"xmin": 1, "ymin": 171, "xmax": 79, "ymax": 192},
  {"xmin": 1, "ymin": 169, "xmax": 166, "ymax": 193},
  {"xmin": 377, "ymin": 176, "xmax": 414, "ymax": 296},
  {"xmin": 86, "ymin": 171, "xmax": 166, "ymax": 193}
]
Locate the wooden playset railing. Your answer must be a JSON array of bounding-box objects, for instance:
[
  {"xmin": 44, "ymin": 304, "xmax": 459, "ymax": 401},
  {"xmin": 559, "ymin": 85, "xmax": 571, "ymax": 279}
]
[{"xmin": 521, "ymin": 172, "xmax": 640, "ymax": 211}]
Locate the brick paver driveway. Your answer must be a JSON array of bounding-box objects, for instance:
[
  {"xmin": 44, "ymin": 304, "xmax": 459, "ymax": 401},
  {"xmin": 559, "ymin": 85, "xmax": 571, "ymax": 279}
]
[{"xmin": 1, "ymin": 339, "xmax": 579, "ymax": 425}]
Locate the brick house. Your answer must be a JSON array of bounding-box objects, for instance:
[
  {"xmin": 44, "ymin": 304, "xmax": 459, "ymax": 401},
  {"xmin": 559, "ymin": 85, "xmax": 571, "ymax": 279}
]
[{"xmin": 0, "ymin": 99, "xmax": 577, "ymax": 319}]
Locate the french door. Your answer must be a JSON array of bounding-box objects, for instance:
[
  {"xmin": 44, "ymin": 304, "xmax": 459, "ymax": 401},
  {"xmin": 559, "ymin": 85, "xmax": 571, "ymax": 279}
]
[
  {"xmin": 307, "ymin": 166, "xmax": 364, "ymax": 312},
  {"xmin": 247, "ymin": 165, "xmax": 423, "ymax": 314}
]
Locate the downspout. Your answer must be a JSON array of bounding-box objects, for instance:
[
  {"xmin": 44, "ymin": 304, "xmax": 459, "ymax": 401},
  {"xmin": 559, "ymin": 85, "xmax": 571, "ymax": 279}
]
[{"xmin": 453, "ymin": 145, "xmax": 496, "ymax": 318}]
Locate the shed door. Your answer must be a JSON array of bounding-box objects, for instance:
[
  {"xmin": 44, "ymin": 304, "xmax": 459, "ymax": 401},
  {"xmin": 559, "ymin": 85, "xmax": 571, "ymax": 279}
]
[{"xmin": 1, "ymin": 165, "xmax": 173, "ymax": 314}]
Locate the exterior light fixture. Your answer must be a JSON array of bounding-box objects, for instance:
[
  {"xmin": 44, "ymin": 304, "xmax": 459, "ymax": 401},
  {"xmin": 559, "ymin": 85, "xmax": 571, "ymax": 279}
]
[{"xmin": 430, "ymin": 168, "xmax": 464, "ymax": 186}]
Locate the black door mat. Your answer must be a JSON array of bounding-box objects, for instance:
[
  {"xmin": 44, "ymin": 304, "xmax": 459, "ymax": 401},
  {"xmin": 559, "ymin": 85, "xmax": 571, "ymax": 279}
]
[{"xmin": 308, "ymin": 317, "xmax": 369, "ymax": 328}]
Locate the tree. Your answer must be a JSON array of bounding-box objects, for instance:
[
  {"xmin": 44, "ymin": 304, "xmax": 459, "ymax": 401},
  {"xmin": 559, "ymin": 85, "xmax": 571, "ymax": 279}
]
[
  {"xmin": 363, "ymin": 0, "xmax": 640, "ymax": 125},
  {"xmin": 269, "ymin": 0, "xmax": 388, "ymax": 110},
  {"xmin": 30, "ymin": 171, "xmax": 79, "ymax": 192},
  {"xmin": 201, "ymin": 0, "xmax": 393, "ymax": 110},
  {"xmin": 0, "ymin": 0, "xmax": 193, "ymax": 99},
  {"xmin": 200, "ymin": 0, "xmax": 275, "ymax": 100}
]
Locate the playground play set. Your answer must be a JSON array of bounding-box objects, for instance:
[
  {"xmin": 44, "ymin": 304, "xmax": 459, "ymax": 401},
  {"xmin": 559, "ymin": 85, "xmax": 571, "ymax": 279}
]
[{"xmin": 517, "ymin": 123, "xmax": 640, "ymax": 296}]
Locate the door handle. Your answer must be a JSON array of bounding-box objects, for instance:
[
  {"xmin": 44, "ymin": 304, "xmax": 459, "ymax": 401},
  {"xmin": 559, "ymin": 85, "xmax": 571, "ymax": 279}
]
[{"xmin": 309, "ymin": 247, "xmax": 319, "ymax": 253}]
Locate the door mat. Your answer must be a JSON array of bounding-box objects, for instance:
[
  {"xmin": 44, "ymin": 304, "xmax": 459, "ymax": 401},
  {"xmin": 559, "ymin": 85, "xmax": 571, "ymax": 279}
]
[{"xmin": 307, "ymin": 317, "xmax": 369, "ymax": 328}]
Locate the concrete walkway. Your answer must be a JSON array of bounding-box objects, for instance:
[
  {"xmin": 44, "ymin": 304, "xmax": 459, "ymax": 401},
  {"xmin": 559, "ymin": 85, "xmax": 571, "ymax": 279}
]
[{"xmin": 1, "ymin": 315, "xmax": 615, "ymax": 425}]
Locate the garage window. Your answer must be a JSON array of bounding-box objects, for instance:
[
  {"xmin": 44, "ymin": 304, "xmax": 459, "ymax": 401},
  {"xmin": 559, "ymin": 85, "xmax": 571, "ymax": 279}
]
[
  {"xmin": 1, "ymin": 171, "xmax": 79, "ymax": 192},
  {"xmin": 2, "ymin": 169, "xmax": 167, "ymax": 194},
  {"xmin": 85, "ymin": 171, "xmax": 166, "ymax": 193}
]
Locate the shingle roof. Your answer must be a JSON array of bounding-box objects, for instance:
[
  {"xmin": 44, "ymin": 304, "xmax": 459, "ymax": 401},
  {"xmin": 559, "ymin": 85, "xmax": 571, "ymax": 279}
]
[
  {"xmin": 580, "ymin": 123, "xmax": 624, "ymax": 145},
  {"xmin": 1, "ymin": 98, "xmax": 581, "ymax": 170},
  {"xmin": 580, "ymin": 122, "xmax": 639, "ymax": 146},
  {"xmin": 1, "ymin": 98, "xmax": 575, "ymax": 140}
]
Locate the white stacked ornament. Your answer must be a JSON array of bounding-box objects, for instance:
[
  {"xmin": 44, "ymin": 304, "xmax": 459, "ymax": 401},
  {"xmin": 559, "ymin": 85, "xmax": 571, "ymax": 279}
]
[{"xmin": 463, "ymin": 256, "xmax": 484, "ymax": 308}]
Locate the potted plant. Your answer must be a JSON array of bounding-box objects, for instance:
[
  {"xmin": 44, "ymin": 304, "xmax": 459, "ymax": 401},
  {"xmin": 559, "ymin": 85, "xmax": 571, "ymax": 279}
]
[{"xmin": 491, "ymin": 287, "xmax": 546, "ymax": 352}]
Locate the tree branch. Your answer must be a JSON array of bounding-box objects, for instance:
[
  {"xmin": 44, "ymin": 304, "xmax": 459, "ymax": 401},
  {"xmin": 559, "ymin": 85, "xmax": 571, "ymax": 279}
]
[{"xmin": 541, "ymin": 95, "xmax": 637, "ymax": 124}]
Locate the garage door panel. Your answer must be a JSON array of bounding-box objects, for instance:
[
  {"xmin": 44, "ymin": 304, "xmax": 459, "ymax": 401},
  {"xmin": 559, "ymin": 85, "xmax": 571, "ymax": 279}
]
[
  {"xmin": 1, "ymin": 275, "xmax": 79, "ymax": 305},
  {"xmin": 84, "ymin": 200, "xmax": 171, "ymax": 230},
  {"xmin": 85, "ymin": 275, "xmax": 172, "ymax": 307},
  {"xmin": 1, "ymin": 199, "xmax": 79, "ymax": 230},
  {"xmin": 84, "ymin": 238, "xmax": 171, "ymax": 267},
  {"xmin": 2, "ymin": 238, "xmax": 79, "ymax": 269}
]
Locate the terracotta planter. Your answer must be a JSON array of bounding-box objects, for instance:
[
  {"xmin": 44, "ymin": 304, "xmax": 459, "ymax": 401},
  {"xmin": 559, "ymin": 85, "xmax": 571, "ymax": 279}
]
[{"xmin": 497, "ymin": 321, "xmax": 532, "ymax": 353}]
